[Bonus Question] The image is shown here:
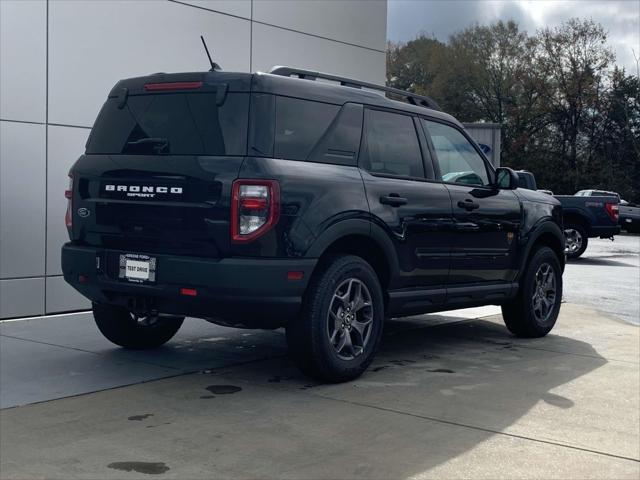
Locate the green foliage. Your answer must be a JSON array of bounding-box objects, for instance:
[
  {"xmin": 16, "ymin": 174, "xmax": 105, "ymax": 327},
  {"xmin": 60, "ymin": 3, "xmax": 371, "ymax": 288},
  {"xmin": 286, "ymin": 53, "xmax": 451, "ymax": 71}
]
[{"xmin": 387, "ymin": 19, "xmax": 640, "ymax": 202}]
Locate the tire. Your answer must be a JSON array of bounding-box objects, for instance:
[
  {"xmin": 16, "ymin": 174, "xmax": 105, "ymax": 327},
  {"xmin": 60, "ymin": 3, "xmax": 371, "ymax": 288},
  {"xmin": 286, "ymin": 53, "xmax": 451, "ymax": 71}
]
[
  {"xmin": 93, "ymin": 303, "xmax": 184, "ymax": 349},
  {"xmin": 564, "ymin": 222, "xmax": 588, "ymax": 259},
  {"xmin": 502, "ymin": 246, "xmax": 563, "ymax": 338},
  {"xmin": 286, "ymin": 255, "xmax": 385, "ymax": 383}
]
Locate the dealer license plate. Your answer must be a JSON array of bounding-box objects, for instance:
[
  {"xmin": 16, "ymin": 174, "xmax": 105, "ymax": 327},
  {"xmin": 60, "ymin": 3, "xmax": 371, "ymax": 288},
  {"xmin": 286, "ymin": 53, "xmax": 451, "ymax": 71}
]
[{"xmin": 119, "ymin": 254, "xmax": 156, "ymax": 283}]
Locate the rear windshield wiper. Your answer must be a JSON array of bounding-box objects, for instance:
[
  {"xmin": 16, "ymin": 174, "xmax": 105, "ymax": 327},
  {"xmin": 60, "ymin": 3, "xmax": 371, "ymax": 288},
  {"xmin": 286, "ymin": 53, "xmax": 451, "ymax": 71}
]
[{"xmin": 126, "ymin": 137, "xmax": 170, "ymax": 153}]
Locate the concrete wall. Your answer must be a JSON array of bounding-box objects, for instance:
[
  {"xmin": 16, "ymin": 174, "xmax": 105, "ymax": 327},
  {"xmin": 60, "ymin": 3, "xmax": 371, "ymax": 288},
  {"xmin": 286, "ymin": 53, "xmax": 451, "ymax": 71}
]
[{"xmin": 0, "ymin": 0, "xmax": 387, "ymax": 319}]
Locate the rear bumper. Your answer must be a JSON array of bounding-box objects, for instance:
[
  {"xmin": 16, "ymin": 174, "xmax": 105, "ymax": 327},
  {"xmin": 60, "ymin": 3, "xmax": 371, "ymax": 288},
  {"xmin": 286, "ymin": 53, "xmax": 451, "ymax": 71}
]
[
  {"xmin": 61, "ymin": 243, "xmax": 316, "ymax": 327},
  {"xmin": 620, "ymin": 216, "xmax": 640, "ymax": 229},
  {"xmin": 589, "ymin": 225, "xmax": 621, "ymax": 238}
]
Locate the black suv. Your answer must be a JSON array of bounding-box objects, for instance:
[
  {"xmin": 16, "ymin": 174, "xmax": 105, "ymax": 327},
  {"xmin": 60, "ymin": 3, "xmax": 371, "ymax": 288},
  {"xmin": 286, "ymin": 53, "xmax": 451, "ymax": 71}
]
[{"xmin": 62, "ymin": 67, "xmax": 565, "ymax": 382}]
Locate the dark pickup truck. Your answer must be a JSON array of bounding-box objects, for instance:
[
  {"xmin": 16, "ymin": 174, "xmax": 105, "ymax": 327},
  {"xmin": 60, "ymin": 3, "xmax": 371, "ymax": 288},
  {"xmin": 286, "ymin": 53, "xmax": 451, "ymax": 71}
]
[
  {"xmin": 619, "ymin": 200, "xmax": 640, "ymax": 233},
  {"xmin": 575, "ymin": 190, "xmax": 640, "ymax": 233},
  {"xmin": 517, "ymin": 172, "xmax": 620, "ymax": 258}
]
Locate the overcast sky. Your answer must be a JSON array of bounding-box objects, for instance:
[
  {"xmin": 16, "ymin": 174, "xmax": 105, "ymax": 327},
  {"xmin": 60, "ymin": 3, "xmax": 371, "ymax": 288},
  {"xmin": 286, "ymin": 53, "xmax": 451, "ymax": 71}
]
[{"xmin": 387, "ymin": 0, "xmax": 640, "ymax": 74}]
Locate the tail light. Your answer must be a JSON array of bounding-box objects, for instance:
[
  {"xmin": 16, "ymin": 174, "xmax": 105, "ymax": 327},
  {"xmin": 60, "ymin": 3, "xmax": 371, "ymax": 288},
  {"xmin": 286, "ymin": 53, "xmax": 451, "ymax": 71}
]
[
  {"xmin": 65, "ymin": 174, "xmax": 73, "ymax": 229},
  {"xmin": 605, "ymin": 202, "xmax": 619, "ymax": 222},
  {"xmin": 231, "ymin": 179, "xmax": 280, "ymax": 243}
]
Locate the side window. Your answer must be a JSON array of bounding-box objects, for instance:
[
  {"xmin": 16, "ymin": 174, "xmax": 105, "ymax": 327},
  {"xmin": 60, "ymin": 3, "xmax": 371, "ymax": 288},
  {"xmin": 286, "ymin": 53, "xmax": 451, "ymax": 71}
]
[
  {"xmin": 422, "ymin": 120, "xmax": 490, "ymax": 186},
  {"xmin": 274, "ymin": 96, "xmax": 340, "ymax": 161},
  {"xmin": 360, "ymin": 109, "xmax": 424, "ymax": 178}
]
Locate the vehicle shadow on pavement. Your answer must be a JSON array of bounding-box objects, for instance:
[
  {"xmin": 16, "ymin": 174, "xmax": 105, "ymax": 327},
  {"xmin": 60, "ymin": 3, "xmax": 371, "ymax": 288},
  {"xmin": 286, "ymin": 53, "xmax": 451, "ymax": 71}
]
[
  {"xmin": 567, "ymin": 257, "xmax": 636, "ymax": 267},
  {"xmin": 165, "ymin": 315, "xmax": 613, "ymax": 479}
]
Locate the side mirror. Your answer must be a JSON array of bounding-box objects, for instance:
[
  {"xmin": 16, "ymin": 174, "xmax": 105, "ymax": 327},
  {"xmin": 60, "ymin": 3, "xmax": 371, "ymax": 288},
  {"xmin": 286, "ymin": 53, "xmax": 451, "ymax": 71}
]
[{"xmin": 495, "ymin": 167, "xmax": 519, "ymax": 190}]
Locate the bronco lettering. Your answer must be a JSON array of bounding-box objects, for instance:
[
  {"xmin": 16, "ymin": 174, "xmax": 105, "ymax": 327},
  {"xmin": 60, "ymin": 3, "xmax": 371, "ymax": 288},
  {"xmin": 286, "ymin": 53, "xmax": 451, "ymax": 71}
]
[{"xmin": 104, "ymin": 184, "xmax": 183, "ymax": 198}]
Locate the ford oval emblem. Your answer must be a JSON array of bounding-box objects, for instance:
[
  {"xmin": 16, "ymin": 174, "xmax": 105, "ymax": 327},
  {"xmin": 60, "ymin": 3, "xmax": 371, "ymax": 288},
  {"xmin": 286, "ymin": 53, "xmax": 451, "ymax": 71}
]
[{"xmin": 77, "ymin": 207, "xmax": 90, "ymax": 218}]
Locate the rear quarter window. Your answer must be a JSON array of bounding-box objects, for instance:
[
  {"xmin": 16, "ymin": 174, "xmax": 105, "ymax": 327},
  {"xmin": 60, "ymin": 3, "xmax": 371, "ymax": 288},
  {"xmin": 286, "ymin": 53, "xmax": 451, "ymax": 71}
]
[{"xmin": 274, "ymin": 97, "xmax": 340, "ymax": 161}]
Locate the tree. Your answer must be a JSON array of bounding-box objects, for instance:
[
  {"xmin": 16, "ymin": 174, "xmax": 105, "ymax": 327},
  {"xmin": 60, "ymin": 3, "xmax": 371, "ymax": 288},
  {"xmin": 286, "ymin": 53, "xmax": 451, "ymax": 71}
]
[
  {"xmin": 386, "ymin": 37, "xmax": 447, "ymax": 98},
  {"xmin": 536, "ymin": 19, "xmax": 615, "ymax": 192},
  {"xmin": 444, "ymin": 21, "xmax": 552, "ymax": 175},
  {"xmin": 585, "ymin": 68, "xmax": 640, "ymax": 201},
  {"xmin": 386, "ymin": 18, "xmax": 639, "ymax": 202}
]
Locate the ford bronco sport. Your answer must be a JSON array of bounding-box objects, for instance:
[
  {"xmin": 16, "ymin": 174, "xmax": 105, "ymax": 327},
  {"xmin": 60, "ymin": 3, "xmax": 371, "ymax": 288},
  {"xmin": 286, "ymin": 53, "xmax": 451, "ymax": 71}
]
[{"xmin": 62, "ymin": 67, "xmax": 565, "ymax": 382}]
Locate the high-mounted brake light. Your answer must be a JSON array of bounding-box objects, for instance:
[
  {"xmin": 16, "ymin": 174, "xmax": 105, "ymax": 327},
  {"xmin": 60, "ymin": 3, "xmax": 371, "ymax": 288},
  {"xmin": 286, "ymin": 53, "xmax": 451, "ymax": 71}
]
[
  {"xmin": 231, "ymin": 179, "xmax": 280, "ymax": 243},
  {"xmin": 144, "ymin": 81, "xmax": 203, "ymax": 91},
  {"xmin": 605, "ymin": 202, "xmax": 619, "ymax": 222},
  {"xmin": 65, "ymin": 174, "xmax": 73, "ymax": 229}
]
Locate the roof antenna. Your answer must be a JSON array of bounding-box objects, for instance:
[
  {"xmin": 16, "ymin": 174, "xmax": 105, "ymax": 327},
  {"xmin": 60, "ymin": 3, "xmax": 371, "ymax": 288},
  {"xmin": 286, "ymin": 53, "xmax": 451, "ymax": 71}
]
[{"xmin": 200, "ymin": 35, "xmax": 221, "ymax": 71}]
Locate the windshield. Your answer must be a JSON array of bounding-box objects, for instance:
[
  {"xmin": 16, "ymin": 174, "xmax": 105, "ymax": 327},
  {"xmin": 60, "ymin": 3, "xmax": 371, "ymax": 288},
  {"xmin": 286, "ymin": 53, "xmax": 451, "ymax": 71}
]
[{"xmin": 86, "ymin": 92, "xmax": 249, "ymax": 156}]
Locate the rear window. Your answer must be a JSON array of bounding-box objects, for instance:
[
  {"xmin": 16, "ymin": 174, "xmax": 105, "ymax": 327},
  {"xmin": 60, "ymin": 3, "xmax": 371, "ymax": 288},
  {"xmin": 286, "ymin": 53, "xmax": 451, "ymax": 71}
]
[
  {"xmin": 517, "ymin": 172, "xmax": 536, "ymax": 190},
  {"xmin": 592, "ymin": 191, "xmax": 618, "ymax": 198},
  {"xmin": 86, "ymin": 92, "xmax": 249, "ymax": 156}
]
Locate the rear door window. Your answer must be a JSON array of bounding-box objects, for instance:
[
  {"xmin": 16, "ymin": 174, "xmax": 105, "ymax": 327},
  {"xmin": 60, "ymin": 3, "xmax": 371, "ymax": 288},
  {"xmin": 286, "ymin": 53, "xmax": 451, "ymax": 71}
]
[
  {"xmin": 86, "ymin": 92, "xmax": 249, "ymax": 156},
  {"xmin": 274, "ymin": 97, "xmax": 340, "ymax": 161},
  {"xmin": 359, "ymin": 109, "xmax": 425, "ymax": 178}
]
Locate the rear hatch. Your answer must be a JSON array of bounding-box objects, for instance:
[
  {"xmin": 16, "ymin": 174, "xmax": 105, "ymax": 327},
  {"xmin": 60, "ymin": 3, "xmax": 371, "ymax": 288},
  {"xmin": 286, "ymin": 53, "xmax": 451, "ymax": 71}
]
[{"xmin": 69, "ymin": 71, "xmax": 252, "ymax": 258}]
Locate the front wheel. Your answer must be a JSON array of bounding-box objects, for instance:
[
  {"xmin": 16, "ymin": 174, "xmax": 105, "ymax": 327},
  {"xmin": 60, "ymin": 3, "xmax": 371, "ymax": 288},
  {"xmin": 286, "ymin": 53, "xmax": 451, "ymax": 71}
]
[
  {"xmin": 564, "ymin": 222, "xmax": 588, "ymax": 259},
  {"xmin": 286, "ymin": 255, "xmax": 385, "ymax": 383},
  {"xmin": 502, "ymin": 246, "xmax": 562, "ymax": 338},
  {"xmin": 93, "ymin": 303, "xmax": 184, "ymax": 349}
]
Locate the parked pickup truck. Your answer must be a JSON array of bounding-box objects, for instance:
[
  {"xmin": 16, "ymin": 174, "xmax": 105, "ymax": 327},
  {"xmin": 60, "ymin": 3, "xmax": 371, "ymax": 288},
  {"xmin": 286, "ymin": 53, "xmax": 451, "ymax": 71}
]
[
  {"xmin": 517, "ymin": 172, "xmax": 620, "ymax": 258},
  {"xmin": 619, "ymin": 200, "xmax": 640, "ymax": 233},
  {"xmin": 575, "ymin": 190, "xmax": 640, "ymax": 234}
]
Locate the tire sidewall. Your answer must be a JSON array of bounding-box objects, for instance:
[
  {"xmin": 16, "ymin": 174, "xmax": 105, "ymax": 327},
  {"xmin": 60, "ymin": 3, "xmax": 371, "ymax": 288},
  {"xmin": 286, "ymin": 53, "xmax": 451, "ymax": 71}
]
[
  {"xmin": 522, "ymin": 248, "xmax": 563, "ymax": 335},
  {"xmin": 290, "ymin": 255, "xmax": 385, "ymax": 382},
  {"xmin": 314, "ymin": 260, "xmax": 384, "ymax": 372},
  {"xmin": 564, "ymin": 222, "xmax": 588, "ymax": 259}
]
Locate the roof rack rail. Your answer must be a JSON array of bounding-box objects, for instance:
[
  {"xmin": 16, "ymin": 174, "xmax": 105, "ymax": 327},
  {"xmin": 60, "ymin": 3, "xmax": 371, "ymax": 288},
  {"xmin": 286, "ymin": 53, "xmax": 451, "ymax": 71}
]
[{"xmin": 269, "ymin": 66, "xmax": 441, "ymax": 111}]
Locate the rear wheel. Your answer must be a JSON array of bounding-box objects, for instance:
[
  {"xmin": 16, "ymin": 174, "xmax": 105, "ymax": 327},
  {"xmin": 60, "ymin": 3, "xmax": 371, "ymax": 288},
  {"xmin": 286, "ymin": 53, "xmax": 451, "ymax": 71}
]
[
  {"xmin": 286, "ymin": 255, "xmax": 384, "ymax": 383},
  {"xmin": 564, "ymin": 222, "xmax": 588, "ymax": 259},
  {"xmin": 502, "ymin": 246, "xmax": 562, "ymax": 338},
  {"xmin": 93, "ymin": 303, "xmax": 184, "ymax": 349}
]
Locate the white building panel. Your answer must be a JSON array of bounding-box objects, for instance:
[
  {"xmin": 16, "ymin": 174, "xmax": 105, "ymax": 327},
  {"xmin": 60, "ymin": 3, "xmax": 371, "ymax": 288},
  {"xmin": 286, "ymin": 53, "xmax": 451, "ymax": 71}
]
[
  {"xmin": 0, "ymin": 278, "xmax": 45, "ymax": 319},
  {"xmin": 0, "ymin": 0, "xmax": 47, "ymax": 123},
  {"xmin": 252, "ymin": 22, "xmax": 386, "ymax": 84},
  {"xmin": 253, "ymin": 0, "xmax": 387, "ymax": 52},
  {"xmin": 179, "ymin": 0, "xmax": 251, "ymax": 19},
  {"xmin": 0, "ymin": 122, "xmax": 46, "ymax": 279},
  {"xmin": 48, "ymin": 0, "xmax": 251, "ymax": 127},
  {"xmin": 45, "ymin": 276, "xmax": 90, "ymax": 314}
]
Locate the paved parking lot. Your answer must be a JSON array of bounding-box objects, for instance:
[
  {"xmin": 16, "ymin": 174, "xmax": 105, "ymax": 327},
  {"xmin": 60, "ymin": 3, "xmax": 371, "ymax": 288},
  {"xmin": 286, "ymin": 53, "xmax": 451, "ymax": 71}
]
[
  {"xmin": 0, "ymin": 235, "xmax": 638, "ymax": 479},
  {"xmin": 563, "ymin": 234, "xmax": 639, "ymax": 325}
]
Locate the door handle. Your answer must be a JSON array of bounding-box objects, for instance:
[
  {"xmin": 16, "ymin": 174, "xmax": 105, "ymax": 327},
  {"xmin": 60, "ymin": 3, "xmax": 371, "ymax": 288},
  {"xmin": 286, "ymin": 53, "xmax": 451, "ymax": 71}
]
[
  {"xmin": 457, "ymin": 199, "xmax": 480, "ymax": 211},
  {"xmin": 380, "ymin": 194, "xmax": 408, "ymax": 207}
]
